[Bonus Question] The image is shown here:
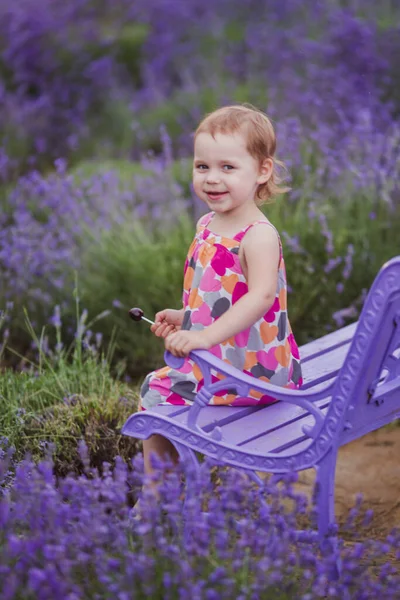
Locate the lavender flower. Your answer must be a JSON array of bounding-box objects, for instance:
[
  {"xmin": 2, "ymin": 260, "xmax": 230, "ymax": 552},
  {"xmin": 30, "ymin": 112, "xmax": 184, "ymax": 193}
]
[{"xmin": 0, "ymin": 451, "xmax": 398, "ymax": 598}]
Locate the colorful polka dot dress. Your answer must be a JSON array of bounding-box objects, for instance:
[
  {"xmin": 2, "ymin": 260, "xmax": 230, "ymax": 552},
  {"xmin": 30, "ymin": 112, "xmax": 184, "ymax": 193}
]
[{"xmin": 140, "ymin": 211, "xmax": 302, "ymax": 409}]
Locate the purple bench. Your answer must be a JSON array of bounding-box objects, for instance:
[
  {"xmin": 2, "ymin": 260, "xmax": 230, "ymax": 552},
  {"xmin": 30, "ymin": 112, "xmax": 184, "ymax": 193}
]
[{"xmin": 122, "ymin": 257, "xmax": 400, "ymax": 550}]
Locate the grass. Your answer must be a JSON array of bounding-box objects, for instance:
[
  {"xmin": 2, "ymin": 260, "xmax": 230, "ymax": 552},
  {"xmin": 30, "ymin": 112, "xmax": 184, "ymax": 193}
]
[
  {"xmin": 0, "ymin": 292, "xmax": 141, "ymax": 475},
  {"xmin": 78, "ymin": 211, "xmax": 194, "ymax": 377}
]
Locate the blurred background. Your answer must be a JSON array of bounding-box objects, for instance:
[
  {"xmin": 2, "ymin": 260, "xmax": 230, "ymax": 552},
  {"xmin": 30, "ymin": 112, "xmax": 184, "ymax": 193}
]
[{"xmin": 1, "ymin": 0, "xmax": 400, "ymax": 380}]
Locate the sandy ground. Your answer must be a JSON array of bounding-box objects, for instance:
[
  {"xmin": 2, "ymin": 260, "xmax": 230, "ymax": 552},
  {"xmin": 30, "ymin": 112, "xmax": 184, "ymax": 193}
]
[{"xmin": 293, "ymin": 426, "xmax": 400, "ymax": 540}]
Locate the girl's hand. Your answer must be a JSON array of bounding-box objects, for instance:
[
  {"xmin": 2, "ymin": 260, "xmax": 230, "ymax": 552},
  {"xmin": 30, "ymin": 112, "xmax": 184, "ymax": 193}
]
[
  {"xmin": 164, "ymin": 330, "xmax": 212, "ymax": 357},
  {"xmin": 151, "ymin": 308, "xmax": 184, "ymax": 339}
]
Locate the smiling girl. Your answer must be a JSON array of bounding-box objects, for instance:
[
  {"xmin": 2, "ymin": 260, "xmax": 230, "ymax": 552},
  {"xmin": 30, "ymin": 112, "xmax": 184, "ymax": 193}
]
[{"xmin": 139, "ymin": 104, "xmax": 302, "ymax": 474}]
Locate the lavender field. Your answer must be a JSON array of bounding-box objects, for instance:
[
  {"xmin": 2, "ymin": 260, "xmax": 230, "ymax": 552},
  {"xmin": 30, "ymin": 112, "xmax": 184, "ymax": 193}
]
[
  {"xmin": 1, "ymin": 0, "xmax": 400, "ymax": 370},
  {"xmin": 0, "ymin": 0, "xmax": 400, "ymax": 597}
]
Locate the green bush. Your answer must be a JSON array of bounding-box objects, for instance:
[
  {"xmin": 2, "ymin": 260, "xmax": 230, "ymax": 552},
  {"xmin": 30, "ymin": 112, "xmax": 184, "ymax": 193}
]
[
  {"xmin": 265, "ymin": 191, "xmax": 400, "ymax": 339},
  {"xmin": 0, "ymin": 307, "xmax": 140, "ymax": 475},
  {"xmin": 79, "ymin": 212, "xmax": 194, "ymax": 377},
  {"xmin": 115, "ymin": 23, "xmax": 150, "ymax": 86}
]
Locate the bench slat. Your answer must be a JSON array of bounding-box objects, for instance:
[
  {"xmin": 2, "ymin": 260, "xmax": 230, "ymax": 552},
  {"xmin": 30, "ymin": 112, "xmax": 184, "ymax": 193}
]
[
  {"xmin": 239, "ymin": 404, "xmax": 330, "ymax": 455},
  {"xmin": 223, "ymin": 397, "xmax": 331, "ymax": 447},
  {"xmin": 198, "ymin": 378, "xmax": 335, "ymax": 444},
  {"xmin": 300, "ymin": 321, "xmax": 357, "ymax": 363},
  {"xmin": 275, "ymin": 437, "xmax": 311, "ymax": 456},
  {"xmin": 149, "ymin": 403, "xmax": 263, "ymax": 430},
  {"xmin": 301, "ymin": 340, "xmax": 351, "ymax": 388}
]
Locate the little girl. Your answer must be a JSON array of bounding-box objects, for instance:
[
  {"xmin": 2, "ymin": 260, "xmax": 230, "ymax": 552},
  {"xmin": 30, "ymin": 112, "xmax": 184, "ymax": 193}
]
[{"xmin": 140, "ymin": 104, "xmax": 302, "ymax": 474}]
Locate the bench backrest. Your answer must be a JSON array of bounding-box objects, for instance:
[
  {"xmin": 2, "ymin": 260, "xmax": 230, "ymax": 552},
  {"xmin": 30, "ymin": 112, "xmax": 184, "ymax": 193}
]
[{"xmin": 327, "ymin": 256, "xmax": 400, "ymax": 443}]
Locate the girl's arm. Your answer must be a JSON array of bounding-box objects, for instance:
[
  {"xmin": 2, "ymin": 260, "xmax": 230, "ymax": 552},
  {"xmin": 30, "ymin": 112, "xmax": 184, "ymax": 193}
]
[{"xmin": 202, "ymin": 224, "xmax": 280, "ymax": 347}]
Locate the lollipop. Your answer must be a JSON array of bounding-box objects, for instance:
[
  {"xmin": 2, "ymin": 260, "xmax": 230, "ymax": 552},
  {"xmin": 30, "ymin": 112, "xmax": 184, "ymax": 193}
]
[{"xmin": 128, "ymin": 307, "xmax": 155, "ymax": 326}]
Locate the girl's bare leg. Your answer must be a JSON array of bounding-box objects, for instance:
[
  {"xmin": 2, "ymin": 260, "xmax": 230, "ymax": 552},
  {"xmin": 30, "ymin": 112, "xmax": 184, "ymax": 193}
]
[
  {"xmin": 133, "ymin": 436, "xmax": 180, "ymax": 516},
  {"xmin": 142, "ymin": 434, "xmax": 179, "ymax": 476}
]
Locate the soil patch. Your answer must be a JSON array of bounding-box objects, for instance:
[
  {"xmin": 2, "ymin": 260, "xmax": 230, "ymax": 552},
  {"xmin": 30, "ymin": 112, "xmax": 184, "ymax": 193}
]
[{"xmin": 294, "ymin": 425, "xmax": 400, "ymax": 541}]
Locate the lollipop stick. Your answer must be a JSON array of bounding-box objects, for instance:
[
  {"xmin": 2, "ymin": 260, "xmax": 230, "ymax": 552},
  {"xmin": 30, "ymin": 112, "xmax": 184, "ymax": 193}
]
[{"xmin": 141, "ymin": 316, "xmax": 155, "ymax": 326}]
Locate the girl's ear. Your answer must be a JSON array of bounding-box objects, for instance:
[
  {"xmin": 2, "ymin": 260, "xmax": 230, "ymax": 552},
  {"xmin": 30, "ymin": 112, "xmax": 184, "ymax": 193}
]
[{"xmin": 257, "ymin": 158, "xmax": 273, "ymax": 184}]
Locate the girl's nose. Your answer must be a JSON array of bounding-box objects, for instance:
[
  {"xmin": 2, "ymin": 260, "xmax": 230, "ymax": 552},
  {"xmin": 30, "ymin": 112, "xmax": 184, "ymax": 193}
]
[{"xmin": 205, "ymin": 170, "xmax": 220, "ymax": 183}]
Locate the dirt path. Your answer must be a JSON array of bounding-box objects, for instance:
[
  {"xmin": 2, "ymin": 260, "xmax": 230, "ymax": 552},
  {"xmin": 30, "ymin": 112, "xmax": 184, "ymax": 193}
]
[{"xmin": 294, "ymin": 425, "xmax": 400, "ymax": 540}]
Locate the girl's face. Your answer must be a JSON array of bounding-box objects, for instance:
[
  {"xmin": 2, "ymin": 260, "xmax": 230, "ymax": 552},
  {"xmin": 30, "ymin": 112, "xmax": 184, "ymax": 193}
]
[{"xmin": 193, "ymin": 131, "xmax": 272, "ymax": 217}]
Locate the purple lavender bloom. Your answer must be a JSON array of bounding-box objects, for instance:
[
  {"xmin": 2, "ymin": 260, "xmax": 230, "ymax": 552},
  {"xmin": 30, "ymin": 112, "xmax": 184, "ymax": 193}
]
[
  {"xmin": 112, "ymin": 299, "xmax": 125, "ymax": 309},
  {"xmin": 49, "ymin": 306, "xmax": 62, "ymax": 329},
  {"xmin": 0, "ymin": 450, "xmax": 395, "ymax": 596}
]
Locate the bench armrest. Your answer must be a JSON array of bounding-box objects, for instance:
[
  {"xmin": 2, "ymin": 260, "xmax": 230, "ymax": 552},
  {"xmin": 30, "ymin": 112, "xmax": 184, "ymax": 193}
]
[{"xmin": 164, "ymin": 349, "xmax": 334, "ymax": 436}]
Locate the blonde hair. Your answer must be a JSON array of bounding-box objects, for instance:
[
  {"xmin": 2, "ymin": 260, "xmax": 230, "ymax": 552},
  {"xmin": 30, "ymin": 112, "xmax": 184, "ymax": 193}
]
[{"xmin": 194, "ymin": 104, "xmax": 290, "ymax": 204}]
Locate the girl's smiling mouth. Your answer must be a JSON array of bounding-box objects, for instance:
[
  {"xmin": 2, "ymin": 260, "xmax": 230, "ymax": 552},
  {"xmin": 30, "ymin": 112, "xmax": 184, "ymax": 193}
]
[{"xmin": 206, "ymin": 191, "xmax": 228, "ymax": 200}]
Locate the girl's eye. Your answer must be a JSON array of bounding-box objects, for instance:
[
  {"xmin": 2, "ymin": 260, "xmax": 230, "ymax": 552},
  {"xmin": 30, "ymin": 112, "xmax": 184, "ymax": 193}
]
[
  {"xmin": 223, "ymin": 165, "xmax": 234, "ymax": 170},
  {"xmin": 196, "ymin": 164, "xmax": 207, "ymax": 170}
]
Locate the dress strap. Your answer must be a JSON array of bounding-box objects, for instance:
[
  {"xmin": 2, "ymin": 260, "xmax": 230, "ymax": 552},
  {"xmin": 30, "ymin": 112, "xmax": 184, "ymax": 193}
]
[
  {"xmin": 234, "ymin": 220, "xmax": 283, "ymax": 263},
  {"xmin": 197, "ymin": 211, "xmax": 214, "ymax": 230}
]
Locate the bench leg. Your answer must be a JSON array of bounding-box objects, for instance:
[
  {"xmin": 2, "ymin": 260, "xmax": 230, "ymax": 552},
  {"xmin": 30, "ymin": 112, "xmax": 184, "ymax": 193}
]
[
  {"xmin": 315, "ymin": 448, "xmax": 337, "ymax": 538},
  {"xmin": 171, "ymin": 441, "xmax": 203, "ymax": 542},
  {"xmin": 315, "ymin": 448, "xmax": 342, "ymax": 579},
  {"xmin": 172, "ymin": 441, "xmax": 200, "ymax": 480},
  {"xmin": 172, "ymin": 441, "xmax": 201, "ymax": 507},
  {"xmin": 242, "ymin": 469, "xmax": 264, "ymax": 486}
]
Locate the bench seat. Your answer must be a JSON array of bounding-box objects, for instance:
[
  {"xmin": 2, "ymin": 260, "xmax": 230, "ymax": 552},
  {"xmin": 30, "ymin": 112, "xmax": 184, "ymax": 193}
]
[{"xmin": 142, "ymin": 321, "xmax": 357, "ymax": 457}]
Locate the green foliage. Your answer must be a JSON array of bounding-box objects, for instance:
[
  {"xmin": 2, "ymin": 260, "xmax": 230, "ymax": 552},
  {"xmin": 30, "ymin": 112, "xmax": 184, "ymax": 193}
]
[
  {"xmin": 70, "ymin": 158, "xmax": 152, "ymax": 182},
  {"xmin": 55, "ymin": 20, "xmax": 149, "ymax": 81},
  {"xmin": 69, "ymin": 100, "xmax": 138, "ymax": 164},
  {"xmin": 1, "ymin": 368, "xmax": 140, "ymax": 476},
  {"xmin": 0, "ymin": 301, "xmax": 140, "ymax": 475},
  {"xmin": 265, "ymin": 192, "xmax": 400, "ymax": 342},
  {"xmin": 79, "ymin": 213, "xmax": 194, "ymax": 376},
  {"xmin": 115, "ymin": 23, "xmax": 150, "ymax": 85},
  {"xmin": 70, "ymin": 157, "xmax": 193, "ymax": 193},
  {"xmin": 132, "ymin": 86, "xmax": 225, "ymax": 154},
  {"xmin": 225, "ymin": 21, "xmax": 246, "ymax": 43},
  {"xmin": 93, "ymin": 81, "xmax": 268, "ymax": 160},
  {"xmin": 0, "ymin": 121, "xmax": 34, "ymax": 178},
  {"xmin": 134, "ymin": 98, "xmax": 187, "ymax": 154},
  {"xmin": 232, "ymin": 82, "xmax": 269, "ymax": 108}
]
